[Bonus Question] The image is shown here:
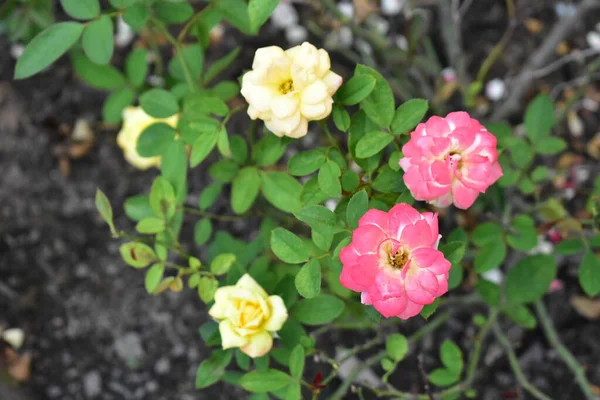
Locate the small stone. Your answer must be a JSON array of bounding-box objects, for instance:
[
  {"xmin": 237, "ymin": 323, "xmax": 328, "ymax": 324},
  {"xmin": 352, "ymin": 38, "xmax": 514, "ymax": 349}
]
[
  {"xmin": 154, "ymin": 358, "xmax": 171, "ymax": 375},
  {"xmin": 114, "ymin": 333, "xmax": 144, "ymax": 365},
  {"xmin": 2, "ymin": 328, "xmax": 25, "ymax": 349},
  {"xmin": 587, "ymin": 31, "xmax": 600, "ymax": 49},
  {"xmin": 381, "ymin": 0, "xmax": 404, "ymax": 16},
  {"xmin": 115, "ymin": 16, "xmax": 134, "ymax": 48},
  {"xmin": 271, "ymin": 3, "xmax": 299, "ymax": 28},
  {"xmin": 83, "ymin": 371, "xmax": 102, "ymax": 398},
  {"xmin": 10, "ymin": 44, "xmax": 25, "ymax": 60},
  {"xmin": 145, "ymin": 381, "xmax": 159, "ymax": 393},
  {"xmin": 286, "ymin": 26, "xmax": 308, "ymax": 45},
  {"xmin": 47, "ymin": 386, "xmax": 63, "ymax": 398},
  {"xmin": 338, "ymin": 2, "xmax": 354, "ymax": 19},
  {"xmin": 485, "ymin": 79, "xmax": 506, "ymax": 101}
]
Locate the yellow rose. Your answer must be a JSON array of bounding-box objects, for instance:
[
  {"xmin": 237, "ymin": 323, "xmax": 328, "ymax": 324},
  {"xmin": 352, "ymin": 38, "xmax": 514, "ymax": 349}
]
[
  {"xmin": 116, "ymin": 106, "xmax": 179, "ymax": 170},
  {"xmin": 208, "ymin": 274, "xmax": 288, "ymax": 358},
  {"xmin": 241, "ymin": 42, "xmax": 343, "ymax": 138}
]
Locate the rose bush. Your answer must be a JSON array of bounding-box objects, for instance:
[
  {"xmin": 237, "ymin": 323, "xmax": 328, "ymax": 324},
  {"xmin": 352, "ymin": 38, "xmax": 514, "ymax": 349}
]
[{"xmin": 11, "ymin": 0, "xmax": 600, "ymax": 399}]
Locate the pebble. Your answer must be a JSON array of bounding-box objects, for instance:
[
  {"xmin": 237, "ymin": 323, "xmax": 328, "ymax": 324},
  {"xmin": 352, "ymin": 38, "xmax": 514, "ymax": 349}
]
[
  {"xmin": 271, "ymin": 3, "xmax": 299, "ymax": 29},
  {"xmin": 286, "ymin": 25, "xmax": 308, "ymax": 45},
  {"xmin": 154, "ymin": 358, "xmax": 171, "ymax": 375},
  {"xmin": 381, "ymin": 0, "xmax": 404, "ymax": 16},
  {"xmin": 485, "ymin": 79, "xmax": 506, "ymax": 101},
  {"xmin": 114, "ymin": 332, "xmax": 144, "ymax": 364},
  {"xmin": 83, "ymin": 371, "xmax": 102, "ymax": 398}
]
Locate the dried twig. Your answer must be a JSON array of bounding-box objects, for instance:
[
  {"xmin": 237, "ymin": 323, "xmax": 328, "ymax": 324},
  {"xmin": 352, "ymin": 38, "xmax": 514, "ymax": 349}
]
[
  {"xmin": 492, "ymin": 0, "xmax": 600, "ymax": 120},
  {"xmin": 417, "ymin": 352, "xmax": 435, "ymax": 400}
]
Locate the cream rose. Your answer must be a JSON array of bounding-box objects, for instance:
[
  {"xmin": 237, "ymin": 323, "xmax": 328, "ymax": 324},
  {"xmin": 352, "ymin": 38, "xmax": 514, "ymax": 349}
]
[
  {"xmin": 240, "ymin": 42, "xmax": 343, "ymax": 138},
  {"xmin": 116, "ymin": 106, "xmax": 179, "ymax": 170},
  {"xmin": 208, "ymin": 274, "xmax": 288, "ymax": 358}
]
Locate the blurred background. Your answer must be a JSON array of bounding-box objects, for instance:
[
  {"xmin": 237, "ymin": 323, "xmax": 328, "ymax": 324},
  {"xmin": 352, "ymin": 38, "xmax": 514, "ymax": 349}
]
[{"xmin": 1, "ymin": 0, "xmax": 600, "ymax": 399}]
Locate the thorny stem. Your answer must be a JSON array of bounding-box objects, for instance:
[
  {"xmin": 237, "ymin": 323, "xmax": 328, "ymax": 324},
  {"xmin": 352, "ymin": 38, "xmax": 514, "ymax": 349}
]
[
  {"xmin": 492, "ymin": 323, "xmax": 553, "ymax": 400},
  {"xmin": 152, "ymin": 18, "xmax": 197, "ymax": 91},
  {"xmin": 534, "ymin": 301, "xmax": 596, "ymax": 399}
]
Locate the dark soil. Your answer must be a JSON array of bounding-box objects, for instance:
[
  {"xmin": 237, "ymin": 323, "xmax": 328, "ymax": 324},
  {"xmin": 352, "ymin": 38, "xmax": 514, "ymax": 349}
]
[{"xmin": 1, "ymin": 1, "xmax": 600, "ymax": 399}]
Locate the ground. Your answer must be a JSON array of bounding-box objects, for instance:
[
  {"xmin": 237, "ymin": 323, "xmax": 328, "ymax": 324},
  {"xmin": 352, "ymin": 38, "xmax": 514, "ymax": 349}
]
[{"xmin": 1, "ymin": 1, "xmax": 600, "ymax": 399}]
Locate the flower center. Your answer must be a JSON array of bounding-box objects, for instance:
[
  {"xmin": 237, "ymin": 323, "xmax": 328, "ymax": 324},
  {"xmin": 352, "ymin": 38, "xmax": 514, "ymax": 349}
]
[
  {"xmin": 446, "ymin": 151, "xmax": 463, "ymax": 173},
  {"xmin": 388, "ymin": 247, "xmax": 409, "ymax": 270},
  {"xmin": 279, "ymin": 79, "xmax": 295, "ymax": 94}
]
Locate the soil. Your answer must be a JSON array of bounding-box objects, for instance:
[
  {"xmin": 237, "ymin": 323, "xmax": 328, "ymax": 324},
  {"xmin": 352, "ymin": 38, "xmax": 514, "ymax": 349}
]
[{"xmin": 1, "ymin": 1, "xmax": 600, "ymax": 400}]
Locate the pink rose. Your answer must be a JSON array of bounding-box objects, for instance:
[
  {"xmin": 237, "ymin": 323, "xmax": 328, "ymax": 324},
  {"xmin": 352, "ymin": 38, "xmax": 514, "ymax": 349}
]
[
  {"xmin": 399, "ymin": 112, "xmax": 503, "ymax": 209},
  {"xmin": 339, "ymin": 204, "xmax": 451, "ymax": 319}
]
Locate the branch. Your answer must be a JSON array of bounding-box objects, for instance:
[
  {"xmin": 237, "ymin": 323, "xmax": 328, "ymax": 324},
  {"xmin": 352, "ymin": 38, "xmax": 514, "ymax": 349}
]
[
  {"xmin": 492, "ymin": 323, "xmax": 553, "ymax": 400},
  {"xmin": 534, "ymin": 300, "xmax": 596, "ymax": 399},
  {"xmin": 492, "ymin": 0, "xmax": 600, "ymax": 120}
]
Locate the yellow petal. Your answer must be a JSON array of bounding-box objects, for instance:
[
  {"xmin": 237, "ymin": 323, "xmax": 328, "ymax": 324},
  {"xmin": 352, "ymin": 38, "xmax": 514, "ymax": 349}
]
[
  {"xmin": 236, "ymin": 274, "xmax": 269, "ymax": 299},
  {"xmin": 264, "ymin": 296, "xmax": 288, "ymax": 332},
  {"xmin": 240, "ymin": 331, "xmax": 273, "ymax": 358},
  {"xmin": 208, "ymin": 286, "xmax": 236, "ymax": 319},
  {"xmin": 301, "ymin": 80, "xmax": 329, "ymax": 105},
  {"xmin": 322, "ymin": 71, "xmax": 343, "ymax": 96},
  {"xmin": 316, "ymin": 49, "xmax": 331, "ymax": 78},
  {"xmin": 286, "ymin": 117, "xmax": 309, "ymax": 139},
  {"xmin": 219, "ymin": 320, "xmax": 248, "ymax": 349},
  {"xmin": 271, "ymin": 94, "xmax": 300, "ymax": 119}
]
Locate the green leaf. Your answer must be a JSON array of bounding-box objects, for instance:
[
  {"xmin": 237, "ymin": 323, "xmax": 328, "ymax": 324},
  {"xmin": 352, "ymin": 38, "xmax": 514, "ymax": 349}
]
[
  {"xmin": 140, "ymin": 89, "xmax": 179, "ymax": 118},
  {"xmin": 386, "ymin": 333, "xmax": 408, "ymax": 362},
  {"xmin": 236, "ymin": 349, "xmax": 251, "ymax": 371},
  {"xmin": 292, "ymin": 294, "xmax": 345, "ymax": 325},
  {"xmin": 211, "ymin": 253, "xmax": 237, "ymax": 275},
  {"xmin": 198, "ymin": 182, "xmax": 222, "ymax": 210},
  {"xmin": 124, "ymin": 194, "xmax": 153, "ymax": 221},
  {"xmin": 145, "ymin": 264, "xmax": 165, "ymax": 293},
  {"xmin": 346, "ymin": 189, "xmax": 368, "ymax": 229},
  {"xmin": 204, "ymin": 47, "xmax": 240, "ymax": 83},
  {"xmin": 137, "ymin": 123, "xmax": 177, "ymax": 157},
  {"xmin": 194, "ymin": 218, "xmax": 213, "ymax": 245},
  {"xmin": 169, "ymin": 44, "xmax": 204, "ymax": 82},
  {"xmin": 288, "ymin": 345, "xmax": 305, "ymax": 379},
  {"xmin": 391, "ymin": 99, "xmax": 428, "ymax": 135},
  {"xmin": 161, "ymin": 140, "xmax": 188, "ymax": 203},
  {"xmin": 579, "ymin": 251, "xmax": 600, "ymax": 297},
  {"xmin": 288, "ymin": 149, "xmax": 326, "ymax": 176},
  {"xmin": 95, "ymin": 189, "xmax": 115, "ymax": 233},
  {"xmin": 119, "ymin": 242, "xmax": 156, "ymax": 268},
  {"xmin": 248, "ymin": 0, "xmax": 279, "ymax": 32},
  {"xmin": 149, "ymin": 177, "xmax": 176, "ymax": 220},
  {"xmin": 15, "ymin": 22, "xmax": 84, "ymax": 79},
  {"xmin": 474, "ymin": 241, "xmax": 507, "ymax": 273},
  {"xmin": 318, "ymin": 160, "xmax": 342, "ymax": 197},
  {"xmin": 471, "ymin": 222, "xmax": 503, "ymax": 247},
  {"xmin": 486, "ymin": 122, "xmax": 519, "ymax": 148},
  {"xmin": 420, "ymin": 298, "xmax": 440, "ymax": 319},
  {"xmin": 72, "ymin": 53, "xmax": 126, "ymax": 90},
  {"xmin": 198, "ymin": 276, "xmax": 219, "ymax": 303},
  {"xmin": 295, "ymin": 259, "xmax": 321, "ymax": 299},
  {"xmin": 110, "ymin": 0, "xmax": 138, "ymax": 9},
  {"xmin": 215, "ymin": 0, "xmax": 252, "ymax": 34},
  {"xmin": 525, "ymin": 94, "xmax": 555, "ymax": 142},
  {"xmin": 355, "ymin": 65, "xmax": 395, "ymax": 128},
  {"xmin": 333, "ymin": 106, "xmax": 351, "ymax": 132},
  {"xmin": 195, "ymin": 350, "xmax": 232, "ymax": 389},
  {"xmin": 506, "ymin": 215, "xmax": 538, "ymax": 252},
  {"xmin": 136, "ymin": 217, "xmax": 165, "ymax": 234},
  {"xmin": 60, "ymin": 0, "xmax": 100, "ymax": 19},
  {"xmin": 506, "ymin": 255, "xmax": 557, "ymax": 304},
  {"xmin": 240, "ymin": 369, "xmax": 292, "ymax": 393},
  {"xmin": 536, "ymin": 137, "xmax": 567, "ymax": 155},
  {"xmin": 503, "ymin": 305, "xmax": 537, "ymax": 329},
  {"xmin": 254, "ymin": 135, "xmax": 287, "ymax": 166},
  {"xmin": 531, "ymin": 166, "xmax": 548, "ymax": 182},
  {"xmin": 154, "ymin": 1, "xmax": 194, "ymax": 23},
  {"xmin": 210, "ymin": 80, "xmax": 240, "ymax": 101},
  {"xmin": 476, "ymin": 279, "xmax": 500, "ymax": 306},
  {"xmin": 123, "ymin": 3, "xmax": 149, "ymax": 31},
  {"xmin": 82, "ymin": 15, "xmax": 114, "ymax": 65},
  {"xmin": 335, "ymin": 74, "xmax": 376, "ymax": 105},
  {"xmin": 190, "ymin": 127, "xmax": 220, "ymax": 167},
  {"xmin": 372, "ymin": 166, "xmax": 405, "ymax": 193},
  {"xmin": 381, "ymin": 358, "xmax": 394, "ymax": 372},
  {"xmin": 209, "ymin": 160, "xmax": 239, "ymax": 182},
  {"xmin": 126, "ymin": 48, "xmax": 149, "ymax": 87},
  {"xmin": 294, "ymin": 205, "xmax": 341, "ymax": 234},
  {"xmin": 231, "ymin": 166, "xmax": 261, "ymax": 214},
  {"xmin": 555, "ymin": 239, "xmax": 584, "ymax": 256},
  {"xmin": 260, "ymin": 171, "xmax": 302, "ymax": 213},
  {"xmin": 341, "ymin": 170, "xmax": 360, "ymax": 192},
  {"xmin": 103, "ymin": 88, "xmax": 135, "ymax": 124},
  {"xmin": 271, "ymin": 228, "xmax": 309, "ymax": 264},
  {"xmin": 429, "ymin": 368, "xmax": 460, "ymax": 387},
  {"xmin": 355, "ymin": 131, "xmax": 394, "ymax": 158},
  {"xmin": 440, "ymin": 340, "xmax": 463, "ymax": 374}
]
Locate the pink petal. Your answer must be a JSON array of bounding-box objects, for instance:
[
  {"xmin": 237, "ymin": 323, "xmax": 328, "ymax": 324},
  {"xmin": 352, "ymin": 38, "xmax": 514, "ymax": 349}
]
[
  {"xmin": 451, "ymin": 181, "xmax": 480, "ymax": 209},
  {"xmin": 340, "ymin": 264, "xmax": 366, "ymax": 292},
  {"xmin": 374, "ymin": 269, "xmax": 405, "ymax": 299},
  {"xmin": 396, "ymin": 300, "xmax": 424, "ymax": 319},
  {"xmin": 389, "ymin": 203, "xmax": 422, "ymax": 238},
  {"xmin": 352, "ymin": 225, "xmax": 388, "ymax": 254},
  {"xmin": 421, "ymin": 212, "xmax": 439, "ymax": 239},
  {"xmin": 411, "ymin": 248, "xmax": 450, "ymax": 274},
  {"xmin": 340, "ymin": 243, "xmax": 360, "ymax": 266},
  {"xmin": 400, "ymin": 220, "xmax": 435, "ymax": 250},
  {"xmin": 435, "ymin": 274, "xmax": 449, "ymax": 297},
  {"xmin": 361, "ymin": 292, "xmax": 373, "ymax": 305},
  {"xmin": 358, "ymin": 209, "xmax": 390, "ymax": 233},
  {"xmin": 424, "ymin": 116, "xmax": 451, "ymax": 137},
  {"xmin": 445, "ymin": 111, "xmax": 472, "ymax": 129},
  {"xmin": 350, "ymin": 254, "xmax": 380, "ymax": 287},
  {"xmin": 404, "ymin": 268, "xmax": 439, "ymax": 304},
  {"xmin": 373, "ymin": 296, "xmax": 408, "ymax": 318}
]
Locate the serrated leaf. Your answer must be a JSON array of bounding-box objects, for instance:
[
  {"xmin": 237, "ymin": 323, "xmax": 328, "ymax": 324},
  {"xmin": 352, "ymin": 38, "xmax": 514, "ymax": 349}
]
[
  {"xmin": 82, "ymin": 15, "xmax": 114, "ymax": 65},
  {"xmin": 295, "ymin": 259, "xmax": 321, "ymax": 298},
  {"xmin": 335, "ymin": 74, "xmax": 376, "ymax": 105},
  {"xmin": 391, "ymin": 99, "xmax": 428, "ymax": 135},
  {"xmin": 271, "ymin": 228, "xmax": 309, "ymax": 264}
]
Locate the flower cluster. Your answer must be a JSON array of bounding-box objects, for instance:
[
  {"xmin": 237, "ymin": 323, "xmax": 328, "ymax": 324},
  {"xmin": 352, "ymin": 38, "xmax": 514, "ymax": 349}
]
[{"xmin": 240, "ymin": 42, "xmax": 343, "ymax": 138}]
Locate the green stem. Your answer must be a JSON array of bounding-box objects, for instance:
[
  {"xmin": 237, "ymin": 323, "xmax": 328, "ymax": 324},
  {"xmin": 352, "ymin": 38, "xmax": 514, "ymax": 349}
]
[
  {"xmin": 319, "ymin": 120, "xmax": 340, "ymax": 150},
  {"xmin": 492, "ymin": 323, "xmax": 553, "ymax": 400},
  {"xmin": 183, "ymin": 206, "xmax": 244, "ymax": 222},
  {"xmin": 177, "ymin": 4, "xmax": 214, "ymax": 43},
  {"xmin": 152, "ymin": 18, "xmax": 196, "ymax": 91},
  {"xmin": 464, "ymin": 308, "xmax": 498, "ymax": 386},
  {"xmin": 534, "ymin": 301, "xmax": 595, "ymax": 399}
]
